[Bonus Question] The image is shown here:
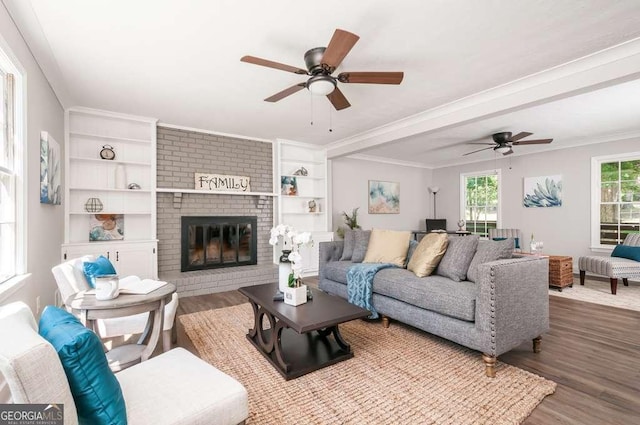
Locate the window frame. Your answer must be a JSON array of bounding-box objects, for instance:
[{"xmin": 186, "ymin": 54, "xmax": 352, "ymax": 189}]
[
  {"xmin": 590, "ymin": 152, "xmax": 640, "ymax": 251},
  {"xmin": 459, "ymin": 169, "xmax": 502, "ymax": 238},
  {"xmin": 0, "ymin": 37, "xmax": 26, "ymax": 286}
]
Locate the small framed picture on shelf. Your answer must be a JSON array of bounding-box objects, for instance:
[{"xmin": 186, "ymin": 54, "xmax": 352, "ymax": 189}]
[
  {"xmin": 281, "ymin": 176, "xmax": 298, "ymax": 196},
  {"xmin": 90, "ymin": 214, "xmax": 125, "ymax": 241}
]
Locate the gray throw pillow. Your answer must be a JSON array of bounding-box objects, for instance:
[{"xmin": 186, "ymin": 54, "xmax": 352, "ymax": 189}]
[
  {"xmin": 340, "ymin": 229, "xmax": 356, "ymax": 261},
  {"xmin": 404, "ymin": 239, "xmax": 419, "ymax": 268},
  {"xmin": 436, "ymin": 235, "xmax": 480, "ymax": 282},
  {"xmin": 351, "ymin": 230, "xmax": 371, "ymax": 263},
  {"xmin": 466, "ymin": 238, "xmax": 514, "ymax": 283}
]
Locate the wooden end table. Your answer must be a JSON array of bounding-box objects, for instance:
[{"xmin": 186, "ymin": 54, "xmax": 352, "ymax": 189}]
[
  {"xmin": 238, "ymin": 283, "xmax": 370, "ymax": 380},
  {"xmin": 548, "ymin": 255, "xmax": 574, "ymax": 291},
  {"xmin": 67, "ymin": 283, "xmax": 176, "ymax": 372}
]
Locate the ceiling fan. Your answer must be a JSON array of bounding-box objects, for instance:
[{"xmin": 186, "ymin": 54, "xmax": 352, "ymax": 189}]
[
  {"xmin": 240, "ymin": 29, "xmax": 404, "ymax": 111},
  {"xmin": 463, "ymin": 132, "xmax": 553, "ymax": 156}
]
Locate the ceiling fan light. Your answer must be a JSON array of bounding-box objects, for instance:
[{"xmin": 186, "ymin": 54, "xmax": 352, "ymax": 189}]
[
  {"xmin": 307, "ymin": 75, "xmax": 336, "ymax": 96},
  {"xmin": 495, "ymin": 145, "xmax": 511, "ymax": 154}
]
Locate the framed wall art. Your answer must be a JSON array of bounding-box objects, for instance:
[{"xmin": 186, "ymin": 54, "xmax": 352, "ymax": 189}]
[
  {"xmin": 90, "ymin": 214, "xmax": 125, "ymax": 241},
  {"xmin": 39, "ymin": 131, "xmax": 61, "ymax": 205},
  {"xmin": 368, "ymin": 180, "xmax": 400, "ymax": 214},
  {"xmin": 523, "ymin": 175, "xmax": 562, "ymax": 208}
]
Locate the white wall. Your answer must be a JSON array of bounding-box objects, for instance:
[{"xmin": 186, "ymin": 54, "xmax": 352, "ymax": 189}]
[
  {"xmin": 331, "ymin": 157, "xmax": 432, "ymax": 233},
  {"xmin": 0, "ymin": 4, "xmax": 64, "ymax": 313},
  {"xmin": 432, "ymin": 138, "xmax": 640, "ymax": 268}
]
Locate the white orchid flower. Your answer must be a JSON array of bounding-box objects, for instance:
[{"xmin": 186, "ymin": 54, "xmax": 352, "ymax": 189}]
[
  {"xmin": 292, "ymin": 231, "xmax": 313, "ymax": 247},
  {"xmin": 288, "ymin": 251, "xmax": 302, "ymax": 264}
]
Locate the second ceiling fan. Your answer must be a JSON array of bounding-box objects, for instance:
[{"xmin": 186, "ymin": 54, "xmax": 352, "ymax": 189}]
[
  {"xmin": 241, "ymin": 29, "xmax": 404, "ymax": 111},
  {"xmin": 463, "ymin": 132, "xmax": 553, "ymax": 156}
]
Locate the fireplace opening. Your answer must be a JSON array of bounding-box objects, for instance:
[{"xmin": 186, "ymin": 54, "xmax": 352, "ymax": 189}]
[{"xmin": 181, "ymin": 216, "xmax": 257, "ymax": 272}]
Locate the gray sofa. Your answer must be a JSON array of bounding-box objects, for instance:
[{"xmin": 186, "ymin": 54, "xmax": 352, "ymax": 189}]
[{"xmin": 318, "ymin": 239, "xmax": 550, "ymax": 377}]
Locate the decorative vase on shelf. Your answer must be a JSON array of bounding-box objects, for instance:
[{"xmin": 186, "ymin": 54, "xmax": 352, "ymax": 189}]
[
  {"xmin": 115, "ymin": 164, "xmax": 127, "ymax": 189},
  {"xmin": 278, "ymin": 250, "xmax": 292, "ymax": 292}
]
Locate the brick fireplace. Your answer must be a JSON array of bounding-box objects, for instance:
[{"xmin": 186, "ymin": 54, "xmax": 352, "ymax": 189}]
[{"xmin": 156, "ymin": 126, "xmax": 277, "ymax": 296}]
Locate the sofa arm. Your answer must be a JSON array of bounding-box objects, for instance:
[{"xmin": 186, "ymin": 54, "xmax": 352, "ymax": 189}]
[
  {"xmin": 475, "ymin": 256, "xmax": 550, "ymax": 357},
  {"xmin": 318, "ymin": 241, "xmax": 344, "ymax": 281}
]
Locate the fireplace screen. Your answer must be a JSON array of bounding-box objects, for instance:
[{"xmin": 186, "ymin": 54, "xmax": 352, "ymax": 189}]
[{"xmin": 181, "ymin": 216, "xmax": 257, "ymax": 272}]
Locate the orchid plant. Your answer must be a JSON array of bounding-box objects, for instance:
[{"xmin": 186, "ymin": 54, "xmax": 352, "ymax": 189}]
[{"xmin": 269, "ymin": 224, "xmax": 314, "ymax": 287}]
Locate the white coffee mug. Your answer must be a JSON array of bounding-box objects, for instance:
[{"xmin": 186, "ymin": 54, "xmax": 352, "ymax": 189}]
[{"xmin": 95, "ymin": 274, "xmax": 120, "ymax": 300}]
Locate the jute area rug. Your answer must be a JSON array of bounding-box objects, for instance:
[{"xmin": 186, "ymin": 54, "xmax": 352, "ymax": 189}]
[
  {"xmin": 180, "ymin": 304, "xmax": 555, "ymax": 425},
  {"xmin": 549, "ymin": 276, "xmax": 640, "ymax": 312}
]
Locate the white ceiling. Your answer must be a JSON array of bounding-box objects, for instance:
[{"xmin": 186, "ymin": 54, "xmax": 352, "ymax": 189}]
[{"xmin": 6, "ymin": 0, "xmax": 640, "ymax": 165}]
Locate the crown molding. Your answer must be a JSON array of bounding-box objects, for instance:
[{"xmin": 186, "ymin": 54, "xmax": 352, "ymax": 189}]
[
  {"xmin": 69, "ymin": 106, "xmax": 157, "ymax": 124},
  {"xmin": 326, "ymin": 37, "xmax": 640, "ymax": 159},
  {"xmin": 345, "ymin": 154, "xmax": 432, "ymax": 169},
  {"xmin": 158, "ymin": 122, "xmax": 273, "ymax": 144}
]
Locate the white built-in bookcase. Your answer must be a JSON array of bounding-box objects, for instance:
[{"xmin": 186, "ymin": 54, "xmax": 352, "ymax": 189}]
[
  {"xmin": 62, "ymin": 107, "xmax": 158, "ymax": 279},
  {"xmin": 276, "ymin": 140, "xmax": 333, "ymax": 276}
]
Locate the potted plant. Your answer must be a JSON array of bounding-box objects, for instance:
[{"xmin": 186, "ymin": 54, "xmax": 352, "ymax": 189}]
[
  {"xmin": 269, "ymin": 225, "xmax": 313, "ymax": 300},
  {"xmin": 336, "ymin": 207, "xmax": 361, "ymax": 239}
]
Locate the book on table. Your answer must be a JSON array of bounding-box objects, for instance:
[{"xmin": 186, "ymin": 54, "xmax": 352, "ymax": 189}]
[{"xmin": 118, "ymin": 276, "xmax": 168, "ymax": 295}]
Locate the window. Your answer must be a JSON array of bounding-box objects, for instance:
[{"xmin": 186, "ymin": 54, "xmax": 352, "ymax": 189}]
[
  {"xmin": 591, "ymin": 153, "xmax": 640, "ymax": 249},
  {"xmin": 460, "ymin": 170, "xmax": 501, "ymax": 237},
  {"xmin": 0, "ymin": 52, "xmax": 18, "ymax": 284}
]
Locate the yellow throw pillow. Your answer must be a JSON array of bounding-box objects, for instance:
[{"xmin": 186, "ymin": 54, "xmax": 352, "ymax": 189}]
[
  {"xmin": 407, "ymin": 233, "xmax": 449, "ymax": 277},
  {"xmin": 363, "ymin": 229, "xmax": 412, "ymax": 267}
]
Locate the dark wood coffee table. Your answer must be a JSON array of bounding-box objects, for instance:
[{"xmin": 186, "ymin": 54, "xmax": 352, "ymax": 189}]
[{"xmin": 238, "ymin": 282, "xmax": 370, "ymax": 380}]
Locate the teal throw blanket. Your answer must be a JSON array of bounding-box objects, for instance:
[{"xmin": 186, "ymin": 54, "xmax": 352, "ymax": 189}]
[{"xmin": 347, "ymin": 263, "xmax": 397, "ymax": 319}]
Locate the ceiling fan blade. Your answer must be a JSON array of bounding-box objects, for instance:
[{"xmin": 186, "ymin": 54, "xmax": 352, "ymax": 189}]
[
  {"xmin": 327, "ymin": 87, "xmax": 351, "ymax": 111},
  {"xmin": 507, "ymin": 132, "xmax": 533, "ymax": 143},
  {"xmin": 463, "ymin": 146, "xmax": 493, "ymax": 156},
  {"xmin": 467, "ymin": 142, "xmax": 496, "ymax": 146},
  {"xmin": 512, "ymin": 139, "xmax": 553, "ymax": 145},
  {"xmin": 321, "ymin": 29, "xmax": 360, "ymax": 70},
  {"xmin": 338, "ymin": 72, "xmax": 404, "ymax": 85},
  {"xmin": 241, "ymin": 56, "xmax": 308, "ymax": 75},
  {"xmin": 264, "ymin": 83, "xmax": 306, "ymax": 102}
]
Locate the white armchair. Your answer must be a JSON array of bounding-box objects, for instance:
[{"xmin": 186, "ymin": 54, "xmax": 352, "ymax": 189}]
[
  {"xmin": 52, "ymin": 256, "xmax": 179, "ymax": 351},
  {"xmin": 0, "ymin": 302, "xmax": 248, "ymax": 425}
]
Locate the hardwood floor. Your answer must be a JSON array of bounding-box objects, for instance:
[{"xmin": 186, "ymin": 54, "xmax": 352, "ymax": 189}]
[{"xmin": 175, "ymin": 280, "xmax": 640, "ymax": 425}]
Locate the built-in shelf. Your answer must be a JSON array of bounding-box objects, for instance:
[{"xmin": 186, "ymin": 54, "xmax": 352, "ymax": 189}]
[
  {"xmin": 281, "ymin": 195, "xmax": 325, "ymax": 199},
  {"xmin": 64, "ymin": 107, "xmax": 159, "ymax": 279},
  {"xmin": 69, "ymin": 157, "xmax": 151, "ymax": 166},
  {"xmin": 69, "ymin": 131, "xmax": 151, "ymax": 145},
  {"xmin": 69, "ymin": 187, "xmax": 151, "ymax": 193},
  {"xmin": 156, "ymin": 187, "xmax": 278, "ymax": 196},
  {"xmin": 281, "ymin": 157, "xmax": 324, "ymax": 165},
  {"xmin": 277, "ymin": 140, "xmax": 332, "ymax": 276},
  {"xmin": 70, "ymin": 211, "xmax": 152, "ymax": 215},
  {"xmin": 281, "ymin": 174, "xmax": 325, "ymax": 180}
]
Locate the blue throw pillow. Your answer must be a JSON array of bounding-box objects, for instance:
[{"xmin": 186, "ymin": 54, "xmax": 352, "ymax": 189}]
[
  {"xmin": 492, "ymin": 237, "xmax": 507, "ymax": 241},
  {"xmin": 611, "ymin": 244, "xmax": 640, "ymax": 262},
  {"xmin": 39, "ymin": 306, "xmax": 127, "ymax": 425},
  {"xmin": 83, "ymin": 255, "xmax": 117, "ymax": 288}
]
